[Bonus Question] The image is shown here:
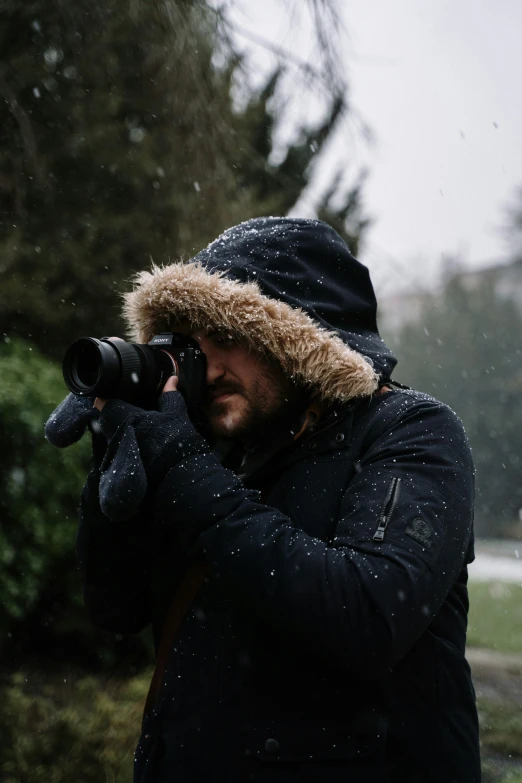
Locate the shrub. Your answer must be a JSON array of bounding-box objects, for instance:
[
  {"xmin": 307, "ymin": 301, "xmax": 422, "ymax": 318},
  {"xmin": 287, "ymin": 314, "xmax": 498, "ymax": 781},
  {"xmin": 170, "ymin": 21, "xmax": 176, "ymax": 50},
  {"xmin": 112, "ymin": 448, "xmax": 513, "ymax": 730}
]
[
  {"xmin": 0, "ymin": 338, "xmax": 152, "ymax": 669},
  {"xmin": 0, "ymin": 669, "xmax": 151, "ymax": 782},
  {"xmin": 0, "ymin": 338, "xmax": 90, "ymax": 636}
]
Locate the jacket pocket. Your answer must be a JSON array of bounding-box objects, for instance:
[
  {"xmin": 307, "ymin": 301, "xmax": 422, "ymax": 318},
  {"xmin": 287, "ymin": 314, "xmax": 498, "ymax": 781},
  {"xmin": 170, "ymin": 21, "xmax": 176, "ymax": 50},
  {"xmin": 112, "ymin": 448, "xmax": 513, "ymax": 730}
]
[{"xmin": 339, "ymin": 471, "xmax": 452, "ymax": 574}]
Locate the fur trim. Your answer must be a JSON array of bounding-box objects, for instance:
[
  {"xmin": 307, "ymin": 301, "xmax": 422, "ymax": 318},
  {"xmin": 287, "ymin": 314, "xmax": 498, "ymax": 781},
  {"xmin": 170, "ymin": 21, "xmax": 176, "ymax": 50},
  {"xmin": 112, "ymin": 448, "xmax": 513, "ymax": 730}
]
[{"xmin": 122, "ymin": 262, "xmax": 379, "ymax": 403}]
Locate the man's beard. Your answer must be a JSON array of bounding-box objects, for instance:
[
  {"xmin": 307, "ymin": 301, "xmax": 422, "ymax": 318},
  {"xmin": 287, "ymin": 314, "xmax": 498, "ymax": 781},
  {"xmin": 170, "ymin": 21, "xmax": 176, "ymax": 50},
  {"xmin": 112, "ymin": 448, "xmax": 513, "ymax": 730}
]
[{"xmin": 205, "ymin": 371, "xmax": 305, "ymax": 447}]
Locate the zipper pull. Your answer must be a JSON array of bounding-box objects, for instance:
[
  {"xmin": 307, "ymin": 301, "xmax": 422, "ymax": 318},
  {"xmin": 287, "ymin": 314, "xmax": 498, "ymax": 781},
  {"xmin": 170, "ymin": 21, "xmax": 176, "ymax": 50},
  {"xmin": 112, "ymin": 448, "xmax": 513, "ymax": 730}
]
[
  {"xmin": 372, "ymin": 477, "xmax": 402, "ymax": 542},
  {"xmin": 373, "ymin": 526, "xmax": 386, "ymax": 542}
]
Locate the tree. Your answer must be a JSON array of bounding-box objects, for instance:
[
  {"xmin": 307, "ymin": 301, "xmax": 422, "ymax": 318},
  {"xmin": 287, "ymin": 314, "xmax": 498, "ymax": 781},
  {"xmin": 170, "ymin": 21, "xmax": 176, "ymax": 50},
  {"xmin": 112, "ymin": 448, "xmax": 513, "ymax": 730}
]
[
  {"xmin": 505, "ymin": 184, "xmax": 522, "ymax": 261},
  {"xmin": 316, "ymin": 169, "xmax": 371, "ymax": 257},
  {"xmin": 388, "ymin": 270, "xmax": 522, "ymax": 537},
  {"xmin": 0, "ymin": 0, "xmax": 370, "ymax": 665},
  {"xmin": 0, "ymin": 0, "xmax": 367, "ymax": 360}
]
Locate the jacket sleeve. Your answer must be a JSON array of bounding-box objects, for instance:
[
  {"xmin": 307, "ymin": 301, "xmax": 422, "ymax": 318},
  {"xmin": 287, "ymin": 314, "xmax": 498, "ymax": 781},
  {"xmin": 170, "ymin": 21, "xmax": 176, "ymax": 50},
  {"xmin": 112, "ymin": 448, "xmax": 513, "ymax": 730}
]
[
  {"xmin": 153, "ymin": 395, "xmax": 475, "ymax": 677},
  {"xmin": 76, "ymin": 463, "xmax": 158, "ymax": 635},
  {"xmin": 76, "ymin": 393, "xmax": 205, "ymax": 633}
]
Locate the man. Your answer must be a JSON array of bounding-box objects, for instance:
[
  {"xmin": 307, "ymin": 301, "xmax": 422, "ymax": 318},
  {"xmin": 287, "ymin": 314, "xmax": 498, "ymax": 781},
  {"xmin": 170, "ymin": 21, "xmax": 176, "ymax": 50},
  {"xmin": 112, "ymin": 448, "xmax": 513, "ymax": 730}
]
[{"xmin": 49, "ymin": 217, "xmax": 480, "ymax": 781}]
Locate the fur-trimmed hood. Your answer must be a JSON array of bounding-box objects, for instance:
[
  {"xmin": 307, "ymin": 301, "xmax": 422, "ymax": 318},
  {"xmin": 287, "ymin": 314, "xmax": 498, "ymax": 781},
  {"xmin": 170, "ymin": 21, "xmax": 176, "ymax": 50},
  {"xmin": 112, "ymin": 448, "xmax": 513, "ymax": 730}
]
[{"xmin": 123, "ymin": 217, "xmax": 397, "ymax": 404}]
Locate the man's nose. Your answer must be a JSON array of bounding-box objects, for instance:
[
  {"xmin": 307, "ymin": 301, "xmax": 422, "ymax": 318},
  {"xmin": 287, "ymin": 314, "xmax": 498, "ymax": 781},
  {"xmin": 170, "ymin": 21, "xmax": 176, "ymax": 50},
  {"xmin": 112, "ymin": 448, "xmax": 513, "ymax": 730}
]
[{"xmin": 204, "ymin": 351, "xmax": 226, "ymax": 386}]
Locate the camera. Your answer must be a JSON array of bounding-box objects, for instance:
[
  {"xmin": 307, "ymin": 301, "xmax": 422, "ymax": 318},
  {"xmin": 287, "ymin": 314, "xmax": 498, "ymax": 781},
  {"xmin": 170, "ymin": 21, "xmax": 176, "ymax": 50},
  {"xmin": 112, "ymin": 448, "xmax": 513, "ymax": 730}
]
[{"xmin": 62, "ymin": 333, "xmax": 207, "ymax": 415}]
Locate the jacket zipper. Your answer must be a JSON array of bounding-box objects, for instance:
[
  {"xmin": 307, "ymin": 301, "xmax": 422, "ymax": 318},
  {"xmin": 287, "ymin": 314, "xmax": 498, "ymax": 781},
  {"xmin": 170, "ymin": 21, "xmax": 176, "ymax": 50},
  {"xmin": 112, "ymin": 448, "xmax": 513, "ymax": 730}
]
[{"xmin": 372, "ymin": 477, "xmax": 402, "ymax": 541}]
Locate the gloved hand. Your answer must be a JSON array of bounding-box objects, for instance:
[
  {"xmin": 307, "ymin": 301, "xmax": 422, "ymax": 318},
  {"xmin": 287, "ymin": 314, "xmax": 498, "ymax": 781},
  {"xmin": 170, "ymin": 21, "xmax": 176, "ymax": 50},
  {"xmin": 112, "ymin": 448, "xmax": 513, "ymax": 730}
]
[
  {"xmin": 95, "ymin": 391, "xmax": 210, "ymax": 521},
  {"xmin": 45, "ymin": 393, "xmax": 99, "ymax": 448}
]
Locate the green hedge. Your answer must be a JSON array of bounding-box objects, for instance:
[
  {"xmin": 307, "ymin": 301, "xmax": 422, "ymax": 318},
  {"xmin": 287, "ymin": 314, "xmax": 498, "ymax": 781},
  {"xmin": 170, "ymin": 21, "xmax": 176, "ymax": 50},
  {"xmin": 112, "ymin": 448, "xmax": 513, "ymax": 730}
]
[
  {"xmin": 0, "ymin": 338, "xmax": 152, "ymax": 668},
  {"xmin": 0, "ymin": 338, "xmax": 90, "ymax": 630},
  {"xmin": 0, "ymin": 670, "xmax": 151, "ymax": 782}
]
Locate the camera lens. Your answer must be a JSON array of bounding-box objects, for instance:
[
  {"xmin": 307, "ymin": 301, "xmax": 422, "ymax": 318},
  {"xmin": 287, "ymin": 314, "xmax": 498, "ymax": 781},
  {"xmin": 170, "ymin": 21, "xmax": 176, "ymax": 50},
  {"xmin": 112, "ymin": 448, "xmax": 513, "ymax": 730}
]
[
  {"xmin": 72, "ymin": 341, "xmax": 101, "ymax": 388},
  {"xmin": 63, "ymin": 338, "xmax": 123, "ymax": 397},
  {"xmin": 63, "ymin": 337, "xmax": 175, "ymax": 404}
]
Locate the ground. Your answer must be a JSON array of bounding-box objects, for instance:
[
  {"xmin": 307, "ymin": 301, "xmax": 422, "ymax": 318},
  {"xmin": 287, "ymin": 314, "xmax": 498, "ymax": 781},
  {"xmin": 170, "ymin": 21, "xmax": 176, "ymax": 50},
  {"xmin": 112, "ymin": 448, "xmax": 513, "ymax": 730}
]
[{"xmin": 469, "ymin": 649, "xmax": 522, "ymax": 782}]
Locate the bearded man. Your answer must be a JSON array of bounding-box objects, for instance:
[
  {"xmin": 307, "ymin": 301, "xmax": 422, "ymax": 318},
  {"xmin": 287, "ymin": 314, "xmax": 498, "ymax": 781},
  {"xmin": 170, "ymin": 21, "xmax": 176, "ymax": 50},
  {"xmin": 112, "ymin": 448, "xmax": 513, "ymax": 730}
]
[{"xmin": 47, "ymin": 217, "xmax": 480, "ymax": 782}]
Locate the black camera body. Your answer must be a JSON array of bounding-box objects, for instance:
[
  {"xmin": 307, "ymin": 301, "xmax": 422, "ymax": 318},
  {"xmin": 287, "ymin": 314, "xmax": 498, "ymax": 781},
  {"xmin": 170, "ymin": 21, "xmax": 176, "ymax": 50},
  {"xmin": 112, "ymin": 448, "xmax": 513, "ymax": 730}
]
[{"xmin": 62, "ymin": 333, "xmax": 207, "ymax": 415}]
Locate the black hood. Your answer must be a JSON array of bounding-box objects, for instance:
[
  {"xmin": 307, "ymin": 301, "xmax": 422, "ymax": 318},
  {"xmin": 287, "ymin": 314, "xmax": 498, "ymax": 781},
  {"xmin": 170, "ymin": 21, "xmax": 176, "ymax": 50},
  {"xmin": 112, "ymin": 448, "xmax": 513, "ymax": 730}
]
[
  {"xmin": 124, "ymin": 217, "xmax": 396, "ymax": 404},
  {"xmin": 194, "ymin": 217, "xmax": 397, "ymax": 381}
]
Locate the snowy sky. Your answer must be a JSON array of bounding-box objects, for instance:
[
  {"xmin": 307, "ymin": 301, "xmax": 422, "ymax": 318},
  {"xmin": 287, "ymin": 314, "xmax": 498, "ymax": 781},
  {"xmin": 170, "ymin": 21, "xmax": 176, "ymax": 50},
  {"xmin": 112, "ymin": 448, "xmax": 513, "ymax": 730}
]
[{"xmin": 220, "ymin": 0, "xmax": 522, "ymax": 293}]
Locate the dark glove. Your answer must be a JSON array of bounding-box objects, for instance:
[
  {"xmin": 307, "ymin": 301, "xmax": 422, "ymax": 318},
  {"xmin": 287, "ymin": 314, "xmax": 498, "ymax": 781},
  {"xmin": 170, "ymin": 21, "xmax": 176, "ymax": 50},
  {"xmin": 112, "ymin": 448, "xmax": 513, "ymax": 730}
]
[
  {"xmin": 45, "ymin": 393, "xmax": 99, "ymax": 448},
  {"xmin": 96, "ymin": 391, "xmax": 210, "ymax": 521}
]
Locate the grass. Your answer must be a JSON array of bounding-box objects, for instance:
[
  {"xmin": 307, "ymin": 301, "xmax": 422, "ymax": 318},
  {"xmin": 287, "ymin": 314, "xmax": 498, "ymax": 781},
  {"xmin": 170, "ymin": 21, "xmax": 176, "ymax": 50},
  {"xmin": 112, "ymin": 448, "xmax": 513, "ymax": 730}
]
[
  {"xmin": 482, "ymin": 764, "xmax": 522, "ymax": 783},
  {"xmin": 468, "ymin": 581, "xmax": 522, "ymax": 654},
  {"xmin": 467, "ymin": 582, "xmax": 522, "ymax": 780},
  {"xmin": 480, "ymin": 698, "xmax": 522, "ymax": 757}
]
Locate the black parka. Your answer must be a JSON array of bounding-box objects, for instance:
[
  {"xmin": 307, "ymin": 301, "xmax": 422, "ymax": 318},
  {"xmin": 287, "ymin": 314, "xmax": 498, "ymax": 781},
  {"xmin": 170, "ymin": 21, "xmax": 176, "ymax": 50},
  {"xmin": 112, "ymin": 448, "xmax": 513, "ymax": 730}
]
[{"xmin": 77, "ymin": 218, "xmax": 480, "ymax": 782}]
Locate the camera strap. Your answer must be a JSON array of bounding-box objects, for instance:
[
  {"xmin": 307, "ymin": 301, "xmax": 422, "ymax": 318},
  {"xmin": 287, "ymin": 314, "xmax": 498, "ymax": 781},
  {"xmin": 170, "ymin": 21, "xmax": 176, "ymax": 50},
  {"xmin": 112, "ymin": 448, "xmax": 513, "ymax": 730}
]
[{"xmin": 143, "ymin": 560, "xmax": 211, "ymax": 717}]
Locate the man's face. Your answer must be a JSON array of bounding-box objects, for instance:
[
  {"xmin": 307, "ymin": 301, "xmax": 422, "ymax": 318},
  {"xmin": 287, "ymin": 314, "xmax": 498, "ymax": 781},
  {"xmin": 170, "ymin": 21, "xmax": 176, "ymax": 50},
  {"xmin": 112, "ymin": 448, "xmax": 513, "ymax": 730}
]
[{"xmin": 188, "ymin": 329, "xmax": 298, "ymax": 444}]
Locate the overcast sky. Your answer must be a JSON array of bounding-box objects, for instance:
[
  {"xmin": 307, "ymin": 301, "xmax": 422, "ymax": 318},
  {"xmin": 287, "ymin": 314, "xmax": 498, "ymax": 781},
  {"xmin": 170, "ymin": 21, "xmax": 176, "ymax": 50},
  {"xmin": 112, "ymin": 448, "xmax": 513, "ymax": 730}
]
[{"xmin": 223, "ymin": 0, "xmax": 522, "ymax": 293}]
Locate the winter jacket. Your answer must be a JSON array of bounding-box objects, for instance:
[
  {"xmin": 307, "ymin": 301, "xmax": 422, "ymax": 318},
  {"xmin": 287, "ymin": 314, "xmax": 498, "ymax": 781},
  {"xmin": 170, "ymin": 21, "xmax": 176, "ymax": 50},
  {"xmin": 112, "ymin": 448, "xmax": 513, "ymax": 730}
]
[{"xmin": 76, "ymin": 217, "xmax": 480, "ymax": 782}]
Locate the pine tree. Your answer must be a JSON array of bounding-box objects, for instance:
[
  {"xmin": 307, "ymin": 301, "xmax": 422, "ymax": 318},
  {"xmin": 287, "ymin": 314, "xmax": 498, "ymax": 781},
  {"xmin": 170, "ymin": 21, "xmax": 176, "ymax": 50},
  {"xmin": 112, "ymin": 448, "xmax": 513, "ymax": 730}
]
[
  {"xmin": 0, "ymin": 0, "xmax": 368, "ymax": 359},
  {"xmin": 389, "ymin": 271, "xmax": 522, "ymax": 536}
]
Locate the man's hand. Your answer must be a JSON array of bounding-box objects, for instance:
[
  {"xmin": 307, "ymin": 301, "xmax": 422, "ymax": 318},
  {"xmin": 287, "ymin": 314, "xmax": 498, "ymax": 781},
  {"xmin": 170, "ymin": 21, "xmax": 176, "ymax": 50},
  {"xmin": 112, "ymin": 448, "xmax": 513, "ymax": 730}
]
[
  {"xmin": 94, "ymin": 337, "xmax": 178, "ymax": 411},
  {"xmin": 94, "ymin": 380, "xmax": 208, "ymax": 521},
  {"xmin": 45, "ymin": 392, "xmax": 100, "ymax": 448}
]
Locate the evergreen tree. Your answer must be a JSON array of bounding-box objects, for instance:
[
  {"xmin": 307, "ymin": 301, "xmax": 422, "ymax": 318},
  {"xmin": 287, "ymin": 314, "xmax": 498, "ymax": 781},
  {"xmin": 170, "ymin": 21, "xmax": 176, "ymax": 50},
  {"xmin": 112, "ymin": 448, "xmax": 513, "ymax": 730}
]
[
  {"xmin": 506, "ymin": 184, "xmax": 522, "ymax": 260},
  {"xmin": 0, "ymin": 0, "xmax": 367, "ymax": 359},
  {"xmin": 0, "ymin": 0, "xmax": 369, "ymax": 665},
  {"xmin": 316, "ymin": 169, "xmax": 370, "ymax": 257},
  {"xmin": 388, "ymin": 272, "xmax": 522, "ymax": 537}
]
